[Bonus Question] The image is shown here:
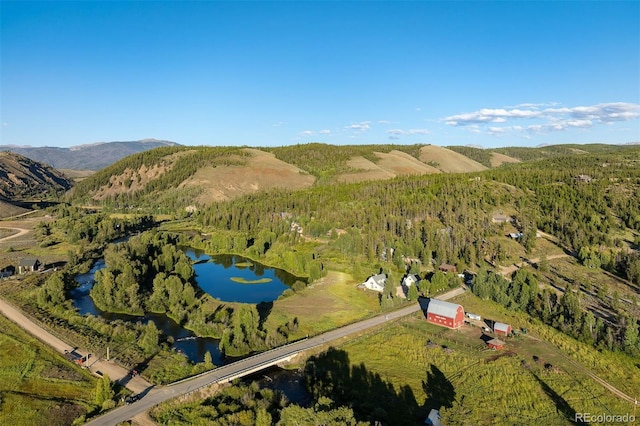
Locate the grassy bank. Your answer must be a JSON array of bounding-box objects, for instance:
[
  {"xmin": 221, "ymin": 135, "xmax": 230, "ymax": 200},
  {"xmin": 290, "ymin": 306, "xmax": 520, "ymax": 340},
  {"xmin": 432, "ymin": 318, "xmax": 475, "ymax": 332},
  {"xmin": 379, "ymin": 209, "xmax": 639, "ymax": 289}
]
[{"xmin": 0, "ymin": 314, "xmax": 95, "ymax": 426}]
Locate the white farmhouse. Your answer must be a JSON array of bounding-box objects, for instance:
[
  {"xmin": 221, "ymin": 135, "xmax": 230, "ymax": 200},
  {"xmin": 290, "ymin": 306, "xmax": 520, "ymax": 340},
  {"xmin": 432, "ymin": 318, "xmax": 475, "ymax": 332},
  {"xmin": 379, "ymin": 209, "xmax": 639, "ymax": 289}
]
[
  {"xmin": 360, "ymin": 273, "xmax": 387, "ymax": 292},
  {"xmin": 402, "ymin": 274, "xmax": 420, "ymax": 288}
]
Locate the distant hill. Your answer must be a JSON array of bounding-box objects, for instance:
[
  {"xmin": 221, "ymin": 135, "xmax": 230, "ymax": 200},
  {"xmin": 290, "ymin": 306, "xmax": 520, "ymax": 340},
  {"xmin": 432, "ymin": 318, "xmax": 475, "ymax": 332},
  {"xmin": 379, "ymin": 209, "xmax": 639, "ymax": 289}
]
[
  {"xmin": 73, "ymin": 143, "xmax": 495, "ymax": 207},
  {"xmin": 0, "ymin": 139, "xmax": 180, "ymax": 171},
  {"xmin": 69, "ymin": 142, "xmax": 636, "ymax": 209},
  {"xmin": 0, "ymin": 151, "xmax": 73, "ymax": 203},
  {"xmin": 492, "ymin": 143, "xmax": 630, "ymax": 162},
  {"xmin": 418, "ymin": 145, "xmax": 487, "ymax": 172}
]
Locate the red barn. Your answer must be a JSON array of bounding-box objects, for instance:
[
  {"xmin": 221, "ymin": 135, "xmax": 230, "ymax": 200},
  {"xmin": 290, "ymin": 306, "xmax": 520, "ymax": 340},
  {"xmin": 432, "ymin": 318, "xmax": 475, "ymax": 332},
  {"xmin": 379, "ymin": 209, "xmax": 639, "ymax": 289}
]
[
  {"xmin": 487, "ymin": 338, "xmax": 505, "ymax": 350},
  {"xmin": 426, "ymin": 299, "xmax": 465, "ymax": 329},
  {"xmin": 494, "ymin": 322, "xmax": 512, "ymax": 335}
]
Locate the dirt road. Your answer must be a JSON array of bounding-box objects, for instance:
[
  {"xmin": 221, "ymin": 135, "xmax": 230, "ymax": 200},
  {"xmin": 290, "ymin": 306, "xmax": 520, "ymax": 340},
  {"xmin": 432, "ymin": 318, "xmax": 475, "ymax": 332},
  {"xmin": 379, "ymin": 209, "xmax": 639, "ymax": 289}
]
[
  {"xmin": 0, "ymin": 226, "xmax": 29, "ymax": 242},
  {"xmin": 0, "ymin": 296, "xmax": 153, "ymax": 394},
  {"xmin": 499, "ymin": 253, "xmax": 570, "ymax": 277}
]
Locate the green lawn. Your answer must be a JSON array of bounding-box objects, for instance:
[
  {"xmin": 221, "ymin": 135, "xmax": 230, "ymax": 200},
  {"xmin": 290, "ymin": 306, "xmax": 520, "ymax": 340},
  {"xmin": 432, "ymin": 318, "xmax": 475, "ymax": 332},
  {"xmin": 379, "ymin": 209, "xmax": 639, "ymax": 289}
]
[{"xmin": 267, "ymin": 270, "xmax": 381, "ymax": 338}]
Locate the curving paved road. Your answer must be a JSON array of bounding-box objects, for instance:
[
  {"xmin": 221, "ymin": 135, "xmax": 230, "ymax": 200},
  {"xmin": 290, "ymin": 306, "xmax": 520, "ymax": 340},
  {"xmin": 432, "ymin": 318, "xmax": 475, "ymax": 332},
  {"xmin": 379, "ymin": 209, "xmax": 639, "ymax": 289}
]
[
  {"xmin": 85, "ymin": 287, "xmax": 466, "ymax": 425},
  {"xmin": 0, "ymin": 285, "xmax": 465, "ymax": 425}
]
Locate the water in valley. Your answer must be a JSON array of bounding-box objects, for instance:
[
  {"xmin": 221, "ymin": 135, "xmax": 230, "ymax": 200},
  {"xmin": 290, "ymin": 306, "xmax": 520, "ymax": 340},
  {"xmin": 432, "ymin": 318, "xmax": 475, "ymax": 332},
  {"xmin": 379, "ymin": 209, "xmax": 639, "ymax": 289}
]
[{"xmin": 70, "ymin": 247, "xmax": 304, "ymax": 378}]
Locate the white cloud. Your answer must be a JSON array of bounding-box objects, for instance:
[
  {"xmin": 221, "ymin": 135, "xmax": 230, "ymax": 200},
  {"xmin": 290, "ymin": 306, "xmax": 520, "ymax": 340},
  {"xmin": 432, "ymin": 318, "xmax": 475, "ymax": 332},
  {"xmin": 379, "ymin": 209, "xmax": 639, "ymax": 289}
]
[
  {"xmin": 378, "ymin": 120, "xmax": 391, "ymax": 125},
  {"xmin": 444, "ymin": 108, "xmax": 541, "ymax": 126},
  {"xmin": 443, "ymin": 102, "xmax": 640, "ymax": 137},
  {"xmin": 468, "ymin": 125, "xmax": 481, "ymax": 134},
  {"xmin": 272, "ymin": 121, "xmax": 287, "ymax": 127},
  {"xmin": 346, "ymin": 121, "xmax": 371, "ymax": 132},
  {"xmin": 386, "ymin": 128, "xmax": 430, "ymax": 137},
  {"xmin": 407, "ymin": 128, "xmax": 430, "ymax": 135},
  {"xmin": 299, "ymin": 130, "xmax": 315, "ymax": 136},
  {"xmin": 318, "ymin": 129, "xmax": 331, "ymax": 135}
]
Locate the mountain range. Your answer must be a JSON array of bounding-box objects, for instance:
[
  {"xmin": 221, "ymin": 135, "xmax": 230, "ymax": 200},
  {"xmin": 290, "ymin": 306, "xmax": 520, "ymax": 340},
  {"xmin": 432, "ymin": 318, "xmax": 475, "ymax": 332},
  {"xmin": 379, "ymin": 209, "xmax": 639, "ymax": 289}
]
[{"xmin": 0, "ymin": 139, "xmax": 179, "ymax": 171}]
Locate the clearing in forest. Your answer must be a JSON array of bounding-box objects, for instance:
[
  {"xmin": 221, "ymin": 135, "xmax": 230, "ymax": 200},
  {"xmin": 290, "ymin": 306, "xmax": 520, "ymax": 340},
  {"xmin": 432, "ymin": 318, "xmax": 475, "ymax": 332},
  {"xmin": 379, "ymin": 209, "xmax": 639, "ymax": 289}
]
[
  {"xmin": 183, "ymin": 148, "xmax": 316, "ymax": 203},
  {"xmin": 490, "ymin": 152, "xmax": 521, "ymax": 167},
  {"xmin": 337, "ymin": 150, "xmax": 440, "ymax": 183},
  {"xmin": 419, "ymin": 145, "xmax": 488, "ymax": 173}
]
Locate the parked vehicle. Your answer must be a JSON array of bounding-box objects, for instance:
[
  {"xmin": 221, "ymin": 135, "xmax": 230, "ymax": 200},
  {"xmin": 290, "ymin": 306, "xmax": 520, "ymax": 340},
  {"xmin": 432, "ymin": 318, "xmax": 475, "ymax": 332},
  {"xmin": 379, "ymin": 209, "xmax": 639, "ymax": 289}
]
[{"xmin": 125, "ymin": 394, "xmax": 140, "ymax": 404}]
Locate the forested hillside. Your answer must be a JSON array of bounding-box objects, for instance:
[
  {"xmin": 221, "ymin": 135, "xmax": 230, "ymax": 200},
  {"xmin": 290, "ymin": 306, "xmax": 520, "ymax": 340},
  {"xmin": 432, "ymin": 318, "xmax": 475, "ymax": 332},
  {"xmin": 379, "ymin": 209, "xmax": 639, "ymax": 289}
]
[
  {"xmin": 61, "ymin": 143, "xmax": 640, "ymax": 358},
  {"xmin": 74, "ymin": 143, "xmax": 621, "ymax": 209},
  {"xmin": 188, "ymin": 146, "xmax": 640, "ymax": 355}
]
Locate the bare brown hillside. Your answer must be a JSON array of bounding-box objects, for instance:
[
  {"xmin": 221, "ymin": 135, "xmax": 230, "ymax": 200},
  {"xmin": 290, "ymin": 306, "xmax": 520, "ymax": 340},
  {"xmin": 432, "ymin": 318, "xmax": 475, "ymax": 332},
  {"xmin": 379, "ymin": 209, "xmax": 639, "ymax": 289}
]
[
  {"xmin": 181, "ymin": 149, "xmax": 316, "ymax": 203},
  {"xmin": 490, "ymin": 152, "xmax": 521, "ymax": 167},
  {"xmin": 419, "ymin": 145, "xmax": 488, "ymax": 173},
  {"xmin": 337, "ymin": 150, "xmax": 440, "ymax": 183},
  {"xmin": 0, "ymin": 151, "xmax": 73, "ymax": 200}
]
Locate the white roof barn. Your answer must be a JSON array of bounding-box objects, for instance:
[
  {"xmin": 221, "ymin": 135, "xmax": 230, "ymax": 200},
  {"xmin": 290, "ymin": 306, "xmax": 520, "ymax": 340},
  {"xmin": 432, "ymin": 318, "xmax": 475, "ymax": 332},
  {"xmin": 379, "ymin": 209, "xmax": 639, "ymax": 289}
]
[{"xmin": 425, "ymin": 299, "xmax": 465, "ymax": 329}]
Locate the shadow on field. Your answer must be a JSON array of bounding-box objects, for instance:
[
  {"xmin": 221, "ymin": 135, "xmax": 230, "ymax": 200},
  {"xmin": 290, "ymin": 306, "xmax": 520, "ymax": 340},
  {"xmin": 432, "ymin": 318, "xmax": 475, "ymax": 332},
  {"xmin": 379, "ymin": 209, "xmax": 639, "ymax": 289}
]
[
  {"xmin": 304, "ymin": 347, "xmax": 423, "ymax": 425},
  {"xmin": 422, "ymin": 364, "xmax": 456, "ymax": 411},
  {"xmin": 531, "ymin": 373, "xmax": 584, "ymax": 424}
]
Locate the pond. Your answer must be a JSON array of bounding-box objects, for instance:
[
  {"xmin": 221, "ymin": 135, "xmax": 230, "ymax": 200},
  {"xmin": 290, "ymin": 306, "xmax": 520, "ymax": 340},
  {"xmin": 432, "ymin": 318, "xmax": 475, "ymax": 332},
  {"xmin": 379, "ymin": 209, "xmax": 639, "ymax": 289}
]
[
  {"xmin": 72, "ymin": 258, "xmax": 223, "ymax": 365},
  {"xmin": 184, "ymin": 249, "xmax": 303, "ymax": 304},
  {"xmin": 71, "ymin": 248, "xmax": 304, "ymax": 365}
]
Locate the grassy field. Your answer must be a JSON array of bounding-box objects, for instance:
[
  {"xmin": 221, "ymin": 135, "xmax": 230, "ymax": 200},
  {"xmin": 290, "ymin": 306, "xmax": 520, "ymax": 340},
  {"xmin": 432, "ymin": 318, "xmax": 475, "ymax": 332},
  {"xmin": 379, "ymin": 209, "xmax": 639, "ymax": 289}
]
[
  {"xmin": 334, "ymin": 293, "xmax": 639, "ymax": 425},
  {"xmin": 266, "ymin": 271, "xmax": 382, "ymax": 338},
  {"xmin": 0, "ymin": 314, "xmax": 95, "ymax": 426},
  {"xmin": 543, "ymin": 256, "xmax": 640, "ymax": 319}
]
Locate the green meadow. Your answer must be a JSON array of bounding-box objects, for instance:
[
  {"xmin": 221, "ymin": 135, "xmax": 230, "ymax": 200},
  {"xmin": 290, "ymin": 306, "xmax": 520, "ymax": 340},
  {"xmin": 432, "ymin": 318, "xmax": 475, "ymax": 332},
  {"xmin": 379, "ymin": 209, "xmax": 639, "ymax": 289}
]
[{"xmin": 0, "ymin": 315, "xmax": 95, "ymax": 426}]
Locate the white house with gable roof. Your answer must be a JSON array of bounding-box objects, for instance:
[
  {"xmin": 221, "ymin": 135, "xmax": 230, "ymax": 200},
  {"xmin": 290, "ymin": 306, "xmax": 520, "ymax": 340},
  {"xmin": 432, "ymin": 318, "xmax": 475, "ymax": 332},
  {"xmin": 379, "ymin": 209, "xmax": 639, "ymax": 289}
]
[{"xmin": 359, "ymin": 273, "xmax": 387, "ymax": 292}]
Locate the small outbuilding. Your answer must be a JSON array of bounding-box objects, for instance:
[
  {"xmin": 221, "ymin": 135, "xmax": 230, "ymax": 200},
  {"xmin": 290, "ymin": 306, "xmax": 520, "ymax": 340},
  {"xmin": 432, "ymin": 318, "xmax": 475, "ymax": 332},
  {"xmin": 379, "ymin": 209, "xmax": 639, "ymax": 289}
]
[
  {"xmin": 425, "ymin": 298, "xmax": 465, "ymax": 329},
  {"xmin": 487, "ymin": 338, "xmax": 505, "ymax": 350},
  {"xmin": 424, "ymin": 409, "xmax": 442, "ymax": 426},
  {"xmin": 18, "ymin": 258, "xmax": 40, "ymax": 274},
  {"xmin": 438, "ymin": 263, "xmax": 457, "ymax": 274},
  {"xmin": 492, "ymin": 214, "xmax": 511, "ymax": 224},
  {"xmin": 494, "ymin": 322, "xmax": 512, "ymax": 335}
]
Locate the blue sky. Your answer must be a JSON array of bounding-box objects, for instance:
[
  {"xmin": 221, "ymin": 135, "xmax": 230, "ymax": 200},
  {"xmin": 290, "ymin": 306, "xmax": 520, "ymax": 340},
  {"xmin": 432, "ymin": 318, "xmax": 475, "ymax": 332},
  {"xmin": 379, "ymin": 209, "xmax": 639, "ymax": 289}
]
[{"xmin": 1, "ymin": 1, "xmax": 639, "ymax": 148}]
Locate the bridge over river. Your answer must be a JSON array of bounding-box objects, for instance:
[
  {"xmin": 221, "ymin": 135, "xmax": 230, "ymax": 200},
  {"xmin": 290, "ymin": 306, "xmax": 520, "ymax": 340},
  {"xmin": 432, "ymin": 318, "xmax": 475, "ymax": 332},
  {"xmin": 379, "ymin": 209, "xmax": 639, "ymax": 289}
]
[{"xmin": 84, "ymin": 287, "xmax": 466, "ymax": 425}]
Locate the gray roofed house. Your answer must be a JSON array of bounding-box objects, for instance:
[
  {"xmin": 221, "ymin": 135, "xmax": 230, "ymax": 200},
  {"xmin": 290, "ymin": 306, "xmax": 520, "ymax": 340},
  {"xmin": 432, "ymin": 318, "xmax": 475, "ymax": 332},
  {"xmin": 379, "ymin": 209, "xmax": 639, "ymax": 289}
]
[
  {"xmin": 360, "ymin": 273, "xmax": 387, "ymax": 292},
  {"xmin": 18, "ymin": 258, "xmax": 40, "ymax": 274},
  {"xmin": 402, "ymin": 274, "xmax": 420, "ymax": 288}
]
